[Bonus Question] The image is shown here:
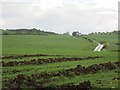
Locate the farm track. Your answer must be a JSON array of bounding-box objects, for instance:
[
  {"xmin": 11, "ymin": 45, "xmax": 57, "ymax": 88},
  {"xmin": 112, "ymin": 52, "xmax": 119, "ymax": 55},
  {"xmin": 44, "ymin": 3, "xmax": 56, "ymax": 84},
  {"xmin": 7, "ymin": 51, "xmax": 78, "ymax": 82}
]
[
  {"xmin": 1, "ymin": 54, "xmax": 63, "ymax": 59},
  {"xmin": 1, "ymin": 56, "xmax": 103, "ymax": 66},
  {"xmin": 3, "ymin": 61, "xmax": 120, "ymax": 89}
]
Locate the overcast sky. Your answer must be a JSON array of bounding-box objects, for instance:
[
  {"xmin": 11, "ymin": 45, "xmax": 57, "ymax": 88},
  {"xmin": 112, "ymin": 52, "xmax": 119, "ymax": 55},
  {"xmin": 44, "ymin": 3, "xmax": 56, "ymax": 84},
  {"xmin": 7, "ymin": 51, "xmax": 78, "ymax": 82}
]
[{"xmin": 0, "ymin": 0, "xmax": 119, "ymax": 34}]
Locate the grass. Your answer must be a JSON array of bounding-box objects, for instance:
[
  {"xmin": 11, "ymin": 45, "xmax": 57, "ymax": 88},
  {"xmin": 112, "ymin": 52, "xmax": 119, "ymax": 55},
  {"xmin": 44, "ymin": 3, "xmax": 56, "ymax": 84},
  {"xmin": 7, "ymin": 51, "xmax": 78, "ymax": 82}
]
[
  {"xmin": 2, "ymin": 57, "xmax": 118, "ymax": 80},
  {"xmin": 45, "ymin": 69, "xmax": 119, "ymax": 88},
  {"xmin": 84, "ymin": 34, "xmax": 118, "ymax": 51},
  {"xmin": 2, "ymin": 35, "xmax": 94, "ymax": 55},
  {"xmin": 2, "ymin": 33, "xmax": 119, "ymax": 89}
]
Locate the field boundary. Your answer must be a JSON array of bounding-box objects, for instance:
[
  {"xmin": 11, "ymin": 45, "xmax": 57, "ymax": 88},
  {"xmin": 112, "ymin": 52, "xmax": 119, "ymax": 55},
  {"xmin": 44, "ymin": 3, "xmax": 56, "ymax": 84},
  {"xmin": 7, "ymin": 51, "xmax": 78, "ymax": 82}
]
[{"xmin": 2, "ymin": 56, "xmax": 103, "ymax": 66}]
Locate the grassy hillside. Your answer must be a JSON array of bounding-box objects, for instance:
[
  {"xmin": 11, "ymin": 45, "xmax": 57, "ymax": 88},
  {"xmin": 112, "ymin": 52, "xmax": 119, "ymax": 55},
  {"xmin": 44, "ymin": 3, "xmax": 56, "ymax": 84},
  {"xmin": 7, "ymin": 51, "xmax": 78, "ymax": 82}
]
[
  {"xmin": 2, "ymin": 33, "xmax": 119, "ymax": 89},
  {"xmin": 2, "ymin": 35, "xmax": 95, "ymax": 55},
  {"xmin": 82, "ymin": 33, "xmax": 118, "ymax": 51}
]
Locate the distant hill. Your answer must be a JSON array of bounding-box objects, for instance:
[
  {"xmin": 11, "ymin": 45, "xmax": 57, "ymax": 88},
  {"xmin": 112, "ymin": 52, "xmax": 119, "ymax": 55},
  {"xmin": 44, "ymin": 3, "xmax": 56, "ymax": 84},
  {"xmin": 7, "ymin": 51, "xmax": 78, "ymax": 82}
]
[
  {"xmin": 88, "ymin": 30, "xmax": 119, "ymax": 35},
  {"xmin": 1, "ymin": 29, "xmax": 119, "ymax": 35},
  {"xmin": 111, "ymin": 30, "xmax": 120, "ymax": 34},
  {"xmin": 1, "ymin": 28, "xmax": 58, "ymax": 35}
]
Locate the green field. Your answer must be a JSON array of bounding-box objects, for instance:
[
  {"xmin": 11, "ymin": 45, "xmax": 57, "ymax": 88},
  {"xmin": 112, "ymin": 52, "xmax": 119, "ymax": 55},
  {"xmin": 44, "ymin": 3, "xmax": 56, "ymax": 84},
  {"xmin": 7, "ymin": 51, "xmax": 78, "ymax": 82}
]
[
  {"xmin": 2, "ymin": 35, "xmax": 95, "ymax": 55},
  {"xmin": 2, "ymin": 33, "xmax": 119, "ymax": 89}
]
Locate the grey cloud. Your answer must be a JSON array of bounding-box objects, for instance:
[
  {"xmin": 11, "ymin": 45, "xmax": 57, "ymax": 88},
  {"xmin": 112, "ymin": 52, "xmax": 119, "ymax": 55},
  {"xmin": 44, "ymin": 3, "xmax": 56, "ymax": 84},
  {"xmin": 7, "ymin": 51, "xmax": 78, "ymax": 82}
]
[{"xmin": 1, "ymin": 1, "xmax": 118, "ymax": 34}]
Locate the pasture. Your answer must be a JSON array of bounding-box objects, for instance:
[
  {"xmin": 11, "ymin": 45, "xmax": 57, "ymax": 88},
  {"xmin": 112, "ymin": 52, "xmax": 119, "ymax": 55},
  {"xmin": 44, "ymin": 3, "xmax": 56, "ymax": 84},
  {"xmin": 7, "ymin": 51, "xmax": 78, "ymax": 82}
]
[{"xmin": 2, "ymin": 34, "xmax": 119, "ymax": 89}]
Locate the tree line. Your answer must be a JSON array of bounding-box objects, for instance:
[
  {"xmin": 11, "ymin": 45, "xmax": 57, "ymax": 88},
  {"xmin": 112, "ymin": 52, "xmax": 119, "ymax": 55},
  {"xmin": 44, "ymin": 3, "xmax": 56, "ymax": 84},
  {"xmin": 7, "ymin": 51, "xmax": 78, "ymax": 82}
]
[{"xmin": 1, "ymin": 28, "xmax": 58, "ymax": 35}]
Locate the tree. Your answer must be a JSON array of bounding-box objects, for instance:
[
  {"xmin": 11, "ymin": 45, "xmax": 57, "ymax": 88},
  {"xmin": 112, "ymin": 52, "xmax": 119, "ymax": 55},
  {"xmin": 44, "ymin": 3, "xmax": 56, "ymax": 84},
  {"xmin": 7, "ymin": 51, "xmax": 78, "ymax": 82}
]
[{"xmin": 72, "ymin": 31, "xmax": 81, "ymax": 36}]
